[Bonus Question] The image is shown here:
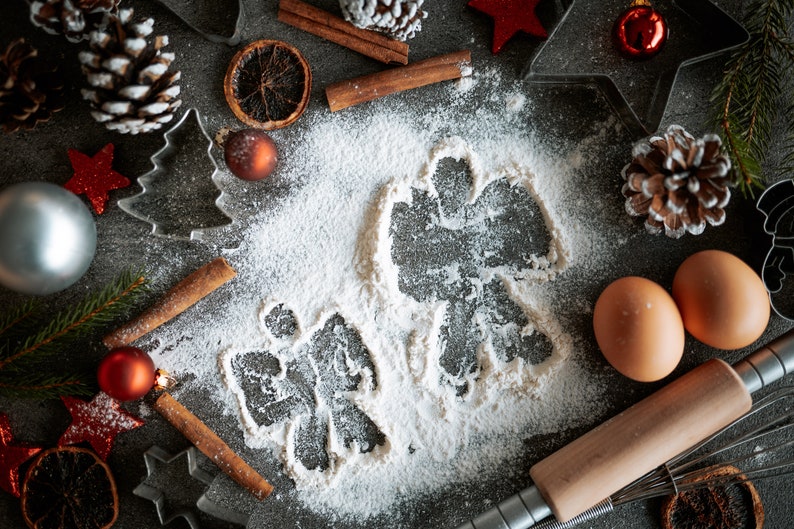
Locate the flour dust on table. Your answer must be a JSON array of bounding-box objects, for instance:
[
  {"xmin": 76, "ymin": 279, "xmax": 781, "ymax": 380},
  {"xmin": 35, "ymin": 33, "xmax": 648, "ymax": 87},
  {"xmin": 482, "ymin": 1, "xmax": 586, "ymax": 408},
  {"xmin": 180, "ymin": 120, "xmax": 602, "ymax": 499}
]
[{"xmin": 145, "ymin": 68, "xmax": 627, "ymax": 521}]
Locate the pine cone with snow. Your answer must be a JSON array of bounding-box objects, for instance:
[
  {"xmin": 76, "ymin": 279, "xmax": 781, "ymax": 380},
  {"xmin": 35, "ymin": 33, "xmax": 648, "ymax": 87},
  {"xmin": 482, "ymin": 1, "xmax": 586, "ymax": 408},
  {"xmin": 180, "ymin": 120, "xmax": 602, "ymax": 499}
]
[
  {"xmin": 622, "ymin": 125, "xmax": 733, "ymax": 239},
  {"xmin": 28, "ymin": 0, "xmax": 120, "ymax": 43},
  {"xmin": 0, "ymin": 38, "xmax": 64, "ymax": 133},
  {"xmin": 79, "ymin": 9, "xmax": 181, "ymax": 134},
  {"xmin": 339, "ymin": 0, "xmax": 427, "ymax": 41}
]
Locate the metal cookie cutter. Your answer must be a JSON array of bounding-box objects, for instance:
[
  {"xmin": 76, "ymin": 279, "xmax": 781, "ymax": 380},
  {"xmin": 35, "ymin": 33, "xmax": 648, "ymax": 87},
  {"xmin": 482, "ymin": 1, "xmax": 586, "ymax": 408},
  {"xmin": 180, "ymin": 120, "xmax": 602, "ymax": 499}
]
[
  {"xmin": 133, "ymin": 445, "xmax": 250, "ymax": 528},
  {"xmin": 524, "ymin": 0, "xmax": 749, "ymax": 137},
  {"xmin": 153, "ymin": 0, "xmax": 243, "ymax": 46},
  {"xmin": 757, "ymin": 179, "xmax": 794, "ymax": 321},
  {"xmin": 118, "ymin": 108, "xmax": 233, "ymax": 241}
]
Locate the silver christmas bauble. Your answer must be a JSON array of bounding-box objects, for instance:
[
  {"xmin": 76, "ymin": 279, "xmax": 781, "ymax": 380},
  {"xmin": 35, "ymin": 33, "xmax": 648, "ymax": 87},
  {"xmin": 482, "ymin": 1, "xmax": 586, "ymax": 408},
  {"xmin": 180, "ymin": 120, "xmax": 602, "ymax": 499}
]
[{"xmin": 0, "ymin": 182, "xmax": 97, "ymax": 295}]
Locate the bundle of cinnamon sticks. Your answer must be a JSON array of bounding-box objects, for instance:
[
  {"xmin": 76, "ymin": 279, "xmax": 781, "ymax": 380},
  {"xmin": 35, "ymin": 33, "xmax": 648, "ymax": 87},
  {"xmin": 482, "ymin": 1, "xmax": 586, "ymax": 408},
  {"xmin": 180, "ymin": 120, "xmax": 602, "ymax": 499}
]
[{"xmin": 277, "ymin": 0, "xmax": 473, "ymax": 112}]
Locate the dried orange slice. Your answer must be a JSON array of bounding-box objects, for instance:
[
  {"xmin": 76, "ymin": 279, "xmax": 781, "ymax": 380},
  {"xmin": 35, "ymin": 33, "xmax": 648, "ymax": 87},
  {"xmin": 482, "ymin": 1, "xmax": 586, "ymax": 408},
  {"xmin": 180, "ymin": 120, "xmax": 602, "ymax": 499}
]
[
  {"xmin": 21, "ymin": 447, "xmax": 118, "ymax": 529},
  {"xmin": 224, "ymin": 39, "xmax": 312, "ymax": 129}
]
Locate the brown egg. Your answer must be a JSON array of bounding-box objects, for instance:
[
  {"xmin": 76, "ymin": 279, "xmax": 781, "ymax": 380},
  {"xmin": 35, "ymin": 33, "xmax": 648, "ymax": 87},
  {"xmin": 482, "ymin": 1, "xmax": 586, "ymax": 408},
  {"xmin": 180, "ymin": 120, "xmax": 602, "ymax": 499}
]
[
  {"xmin": 593, "ymin": 276, "xmax": 685, "ymax": 382},
  {"xmin": 672, "ymin": 250, "xmax": 769, "ymax": 350}
]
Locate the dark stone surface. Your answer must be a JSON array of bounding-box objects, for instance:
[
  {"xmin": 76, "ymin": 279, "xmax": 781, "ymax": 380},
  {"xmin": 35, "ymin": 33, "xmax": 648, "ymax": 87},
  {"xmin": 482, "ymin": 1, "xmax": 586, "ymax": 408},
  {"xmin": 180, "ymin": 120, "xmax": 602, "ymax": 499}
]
[{"xmin": 0, "ymin": 0, "xmax": 792, "ymax": 528}]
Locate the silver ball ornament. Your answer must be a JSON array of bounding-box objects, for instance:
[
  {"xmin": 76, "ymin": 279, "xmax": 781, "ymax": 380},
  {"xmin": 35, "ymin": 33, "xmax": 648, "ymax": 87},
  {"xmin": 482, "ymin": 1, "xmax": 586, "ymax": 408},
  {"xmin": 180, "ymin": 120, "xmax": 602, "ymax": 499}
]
[{"xmin": 0, "ymin": 182, "xmax": 97, "ymax": 295}]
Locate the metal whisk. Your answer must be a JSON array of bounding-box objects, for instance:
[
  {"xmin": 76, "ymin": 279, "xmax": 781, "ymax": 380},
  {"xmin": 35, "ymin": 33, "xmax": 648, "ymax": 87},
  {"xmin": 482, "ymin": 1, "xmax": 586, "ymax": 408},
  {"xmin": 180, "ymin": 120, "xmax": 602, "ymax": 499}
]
[{"xmin": 534, "ymin": 386, "xmax": 794, "ymax": 529}]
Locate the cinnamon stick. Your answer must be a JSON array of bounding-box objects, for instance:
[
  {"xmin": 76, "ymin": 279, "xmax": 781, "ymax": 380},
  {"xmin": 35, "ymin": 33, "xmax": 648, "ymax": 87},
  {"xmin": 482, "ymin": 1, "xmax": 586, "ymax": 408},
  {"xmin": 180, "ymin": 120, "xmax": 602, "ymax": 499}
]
[
  {"xmin": 103, "ymin": 257, "xmax": 236, "ymax": 349},
  {"xmin": 278, "ymin": 0, "xmax": 408, "ymax": 65},
  {"xmin": 325, "ymin": 50, "xmax": 472, "ymax": 112},
  {"xmin": 154, "ymin": 392, "xmax": 273, "ymax": 500}
]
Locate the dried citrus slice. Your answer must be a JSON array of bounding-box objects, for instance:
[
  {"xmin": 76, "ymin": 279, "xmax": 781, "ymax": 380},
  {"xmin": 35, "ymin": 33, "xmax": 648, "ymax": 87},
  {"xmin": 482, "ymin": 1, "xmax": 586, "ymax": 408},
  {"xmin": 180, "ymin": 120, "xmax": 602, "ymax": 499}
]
[
  {"xmin": 21, "ymin": 447, "xmax": 119, "ymax": 529},
  {"xmin": 224, "ymin": 39, "xmax": 312, "ymax": 129}
]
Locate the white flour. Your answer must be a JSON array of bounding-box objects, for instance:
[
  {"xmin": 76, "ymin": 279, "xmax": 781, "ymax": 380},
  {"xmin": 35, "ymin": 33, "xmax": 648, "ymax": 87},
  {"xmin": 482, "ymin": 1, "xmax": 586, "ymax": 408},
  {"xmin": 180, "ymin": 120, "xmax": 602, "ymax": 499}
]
[{"xmin": 144, "ymin": 67, "xmax": 630, "ymax": 520}]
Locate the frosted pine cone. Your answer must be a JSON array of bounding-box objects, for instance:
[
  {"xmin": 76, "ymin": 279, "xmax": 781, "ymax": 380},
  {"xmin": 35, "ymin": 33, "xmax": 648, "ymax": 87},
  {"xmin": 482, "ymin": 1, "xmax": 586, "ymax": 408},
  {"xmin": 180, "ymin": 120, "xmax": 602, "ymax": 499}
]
[
  {"xmin": 79, "ymin": 9, "xmax": 181, "ymax": 134},
  {"xmin": 622, "ymin": 125, "xmax": 733, "ymax": 239},
  {"xmin": 0, "ymin": 38, "xmax": 64, "ymax": 133},
  {"xmin": 29, "ymin": 0, "xmax": 120, "ymax": 43},
  {"xmin": 339, "ymin": 0, "xmax": 427, "ymax": 41}
]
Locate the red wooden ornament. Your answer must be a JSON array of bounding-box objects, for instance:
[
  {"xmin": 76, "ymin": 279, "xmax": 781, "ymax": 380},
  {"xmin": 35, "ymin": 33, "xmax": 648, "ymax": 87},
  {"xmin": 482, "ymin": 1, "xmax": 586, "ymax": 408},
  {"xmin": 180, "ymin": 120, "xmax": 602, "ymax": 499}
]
[
  {"xmin": 58, "ymin": 392, "xmax": 144, "ymax": 460},
  {"xmin": 468, "ymin": 0, "xmax": 548, "ymax": 54},
  {"xmin": 97, "ymin": 347, "xmax": 156, "ymax": 402},
  {"xmin": 612, "ymin": 2, "xmax": 668, "ymax": 59},
  {"xmin": 64, "ymin": 143, "xmax": 131, "ymax": 214},
  {"xmin": 223, "ymin": 129, "xmax": 278, "ymax": 181},
  {"xmin": 0, "ymin": 413, "xmax": 42, "ymax": 497}
]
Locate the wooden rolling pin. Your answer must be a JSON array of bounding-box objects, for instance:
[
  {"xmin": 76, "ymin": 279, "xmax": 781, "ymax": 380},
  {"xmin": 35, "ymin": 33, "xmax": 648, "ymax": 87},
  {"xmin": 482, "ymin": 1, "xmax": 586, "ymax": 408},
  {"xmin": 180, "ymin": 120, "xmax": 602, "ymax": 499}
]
[{"xmin": 455, "ymin": 328, "xmax": 794, "ymax": 528}]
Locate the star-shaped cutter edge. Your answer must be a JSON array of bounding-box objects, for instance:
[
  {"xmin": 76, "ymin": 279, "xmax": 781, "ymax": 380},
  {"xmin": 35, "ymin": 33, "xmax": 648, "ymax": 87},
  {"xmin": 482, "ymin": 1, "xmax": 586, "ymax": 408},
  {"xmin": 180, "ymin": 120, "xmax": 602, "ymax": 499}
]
[
  {"xmin": 118, "ymin": 108, "xmax": 234, "ymax": 241},
  {"xmin": 133, "ymin": 445, "xmax": 250, "ymax": 528},
  {"xmin": 524, "ymin": 0, "xmax": 749, "ymax": 137},
  {"xmin": 153, "ymin": 0, "xmax": 242, "ymax": 45}
]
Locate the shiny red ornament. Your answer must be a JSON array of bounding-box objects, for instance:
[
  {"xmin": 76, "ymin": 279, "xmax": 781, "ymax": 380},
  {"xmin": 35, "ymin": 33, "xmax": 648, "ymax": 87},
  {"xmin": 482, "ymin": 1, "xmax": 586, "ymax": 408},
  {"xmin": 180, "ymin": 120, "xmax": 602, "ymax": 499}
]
[
  {"xmin": 612, "ymin": 2, "xmax": 668, "ymax": 60},
  {"xmin": 97, "ymin": 347, "xmax": 156, "ymax": 402},
  {"xmin": 468, "ymin": 0, "xmax": 547, "ymax": 54},
  {"xmin": 0, "ymin": 413, "xmax": 42, "ymax": 497},
  {"xmin": 64, "ymin": 143, "xmax": 131, "ymax": 214},
  {"xmin": 223, "ymin": 129, "xmax": 279, "ymax": 181},
  {"xmin": 58, "ymin": 392, "xmax": 144, "ymax": 461}
]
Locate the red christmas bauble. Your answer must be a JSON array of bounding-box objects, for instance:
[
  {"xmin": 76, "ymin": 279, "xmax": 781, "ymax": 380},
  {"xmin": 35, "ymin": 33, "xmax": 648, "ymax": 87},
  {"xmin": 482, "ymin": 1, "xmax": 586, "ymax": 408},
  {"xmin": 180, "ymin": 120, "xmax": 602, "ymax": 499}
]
[
  {"xmin": 97, "ymin": 347, "xmax": 156, "ymax": 401},
  {"xmin": 612, "ymin": 4, "xmax": 668, "ymax": 59},
  {"xmin": 223, "ymin": 129, "xmax": 278, "ymax": 181}
]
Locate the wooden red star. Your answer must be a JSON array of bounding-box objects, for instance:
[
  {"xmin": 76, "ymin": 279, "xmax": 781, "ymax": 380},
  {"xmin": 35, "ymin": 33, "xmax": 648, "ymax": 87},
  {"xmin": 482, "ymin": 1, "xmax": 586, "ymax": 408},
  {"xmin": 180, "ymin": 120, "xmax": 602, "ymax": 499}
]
[
  {"xmin": 64, "ymin": 143, "xmax": 130, "ymax": 214},
  {"xmin": 468, "ymin": 0, "xmax": 548, "ymax": 54},
  {"xmin": 0, "ymin": 413, "xmax": 42, "ymax": 497},
  {"xmin": 58, "ymin": 392, "xmax": 144, "ymax": 461}
]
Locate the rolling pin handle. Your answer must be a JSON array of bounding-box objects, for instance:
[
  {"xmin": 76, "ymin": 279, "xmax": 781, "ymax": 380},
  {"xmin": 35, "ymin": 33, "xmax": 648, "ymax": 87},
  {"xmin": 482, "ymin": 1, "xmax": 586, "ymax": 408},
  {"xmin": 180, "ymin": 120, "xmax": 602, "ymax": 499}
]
[
  {"xmin": 455, "ymin": 485, "xmax": 552, "ymax": 529},
  {"xmin": 733, "ymin": 328, "xmax": 794, "ymax": 393}
]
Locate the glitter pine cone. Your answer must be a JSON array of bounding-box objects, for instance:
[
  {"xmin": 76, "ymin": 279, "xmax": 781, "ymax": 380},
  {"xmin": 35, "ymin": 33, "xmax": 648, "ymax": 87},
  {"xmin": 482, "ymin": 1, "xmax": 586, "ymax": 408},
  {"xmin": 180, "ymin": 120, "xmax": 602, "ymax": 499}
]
[
  {"xmin": 621, "ymin": 125, "xmax": 733, "ymax": 239},
  {"xmin": 339, "ymin": 0, "xmax": 427, "ymax": 41},
  {"xmin": 28, "ymin": 0, "xmax": 120, "ymax": 43},
  {"xmin": 79, "ymin": 9, "xmax": 181, "ymax": 135}
]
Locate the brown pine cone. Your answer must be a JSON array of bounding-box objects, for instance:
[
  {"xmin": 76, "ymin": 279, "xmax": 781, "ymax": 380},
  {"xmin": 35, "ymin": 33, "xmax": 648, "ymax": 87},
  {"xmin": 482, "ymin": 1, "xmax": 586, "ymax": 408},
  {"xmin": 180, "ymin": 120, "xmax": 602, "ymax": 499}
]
[
  {"xmin": 0, "ymin": 38, "xmax": 64, "ymax": 133},
  {"xmin": 339, "ymin": 0, "xmax": 427, "ymax": 41},
  {"xmin": 622, "ymin": 125, "xmax": 733, "ymax": 239},
  {"xmin": 78, "ymin": 9, "xmax": 181, "ymax": 134},
  {"xmin": 28, "ymin": 0, "xmax": 120, "ymax": 43}
]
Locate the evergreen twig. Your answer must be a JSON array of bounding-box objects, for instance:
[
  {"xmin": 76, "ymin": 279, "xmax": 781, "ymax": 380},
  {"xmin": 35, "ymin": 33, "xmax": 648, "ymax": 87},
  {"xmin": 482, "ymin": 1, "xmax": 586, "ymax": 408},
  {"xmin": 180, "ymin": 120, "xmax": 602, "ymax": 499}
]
[
  {"xmin": 711, "ymin": 0, "xmax": 794, "ymax": 196},
  {"xmin": 0, "ymin": 269, "xmax": 148, "ymax": 399}
]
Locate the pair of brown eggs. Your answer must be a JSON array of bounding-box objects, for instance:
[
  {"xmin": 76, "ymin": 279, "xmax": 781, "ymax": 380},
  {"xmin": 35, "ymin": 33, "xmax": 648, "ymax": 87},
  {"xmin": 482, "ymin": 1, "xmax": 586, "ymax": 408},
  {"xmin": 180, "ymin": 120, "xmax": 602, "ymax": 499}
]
[{"xmin": 593, "ymin": 250, "xmax": 770, "ymax": 382}]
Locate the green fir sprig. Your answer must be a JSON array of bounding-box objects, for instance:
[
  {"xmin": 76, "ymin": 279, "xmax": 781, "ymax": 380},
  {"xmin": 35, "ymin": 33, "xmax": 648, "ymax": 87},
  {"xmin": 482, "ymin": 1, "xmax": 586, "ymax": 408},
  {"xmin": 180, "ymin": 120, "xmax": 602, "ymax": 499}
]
[
  {"xmin": 711, "ymin": 0, "xmax": 794, "ymax": 197},
  {"xmin": 0, "ymin": 269, "xmax": 148, "ymax": 399}
]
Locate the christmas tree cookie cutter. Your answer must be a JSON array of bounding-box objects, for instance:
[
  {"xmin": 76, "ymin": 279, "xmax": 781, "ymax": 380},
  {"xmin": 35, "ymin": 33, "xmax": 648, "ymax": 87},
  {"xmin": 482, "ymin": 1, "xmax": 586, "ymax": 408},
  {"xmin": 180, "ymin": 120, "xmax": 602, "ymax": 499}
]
[
  {"xmin": 524, "ymin": 0, "xmax": 749, "ymax": 137},
  {"xmin": 153, "ymin": 0, "xmax": 243, "ymax": 46},
  {"xmin": 118, "ymin": 108, "xmax": 233, "ymax": 241},
  {"xmin": 133, "ymin": 445, "xmax": 250, "ymax": 528},
  {"xmin": 757, "ymin": 179, "xmax": 794, "ymax": 321}
]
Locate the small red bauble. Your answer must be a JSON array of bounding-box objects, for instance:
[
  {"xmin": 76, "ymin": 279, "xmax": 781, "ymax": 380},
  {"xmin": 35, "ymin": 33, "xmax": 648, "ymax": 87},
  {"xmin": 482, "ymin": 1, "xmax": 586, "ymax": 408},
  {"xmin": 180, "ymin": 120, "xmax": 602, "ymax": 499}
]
[
  {"xmin": 223, "ymin": 129, "xmax": 278, "ymax": 181},
  {"xmin": 612, "ymin": 2, "xmax": 668, "ymax": 60},
  {"xmin": 97, "ymin": 347, "xmax": 156, "ymax": 401}
]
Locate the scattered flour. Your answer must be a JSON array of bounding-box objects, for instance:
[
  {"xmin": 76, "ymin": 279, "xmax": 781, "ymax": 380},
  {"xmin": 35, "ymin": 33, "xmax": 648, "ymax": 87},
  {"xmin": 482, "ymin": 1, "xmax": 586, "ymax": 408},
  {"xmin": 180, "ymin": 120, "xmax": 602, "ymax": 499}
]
[{"xmin": 143, "ymin": 67, "xmax": 631, "ymax": 522}]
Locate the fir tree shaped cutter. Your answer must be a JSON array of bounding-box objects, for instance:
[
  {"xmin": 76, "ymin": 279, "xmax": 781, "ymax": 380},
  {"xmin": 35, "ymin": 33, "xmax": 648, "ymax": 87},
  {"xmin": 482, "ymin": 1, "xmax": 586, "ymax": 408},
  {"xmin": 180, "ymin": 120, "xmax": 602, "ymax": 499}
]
[{"xmin": 119, "ymin": 108, "xmax": 232, "ymax": 240}]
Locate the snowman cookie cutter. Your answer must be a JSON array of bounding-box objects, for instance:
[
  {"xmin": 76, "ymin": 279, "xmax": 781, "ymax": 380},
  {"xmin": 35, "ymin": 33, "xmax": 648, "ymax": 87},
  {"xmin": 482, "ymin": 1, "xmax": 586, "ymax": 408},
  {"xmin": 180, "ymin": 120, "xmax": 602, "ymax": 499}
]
[{"xmin": 757, "ymin": 179, "xmax": 794, "ymax": 320}]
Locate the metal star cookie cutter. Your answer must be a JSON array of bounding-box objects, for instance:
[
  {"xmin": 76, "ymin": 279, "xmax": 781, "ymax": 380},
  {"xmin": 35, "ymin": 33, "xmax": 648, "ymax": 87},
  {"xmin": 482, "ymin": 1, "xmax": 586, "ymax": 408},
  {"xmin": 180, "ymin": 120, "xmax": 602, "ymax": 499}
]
[
  {"xmin": 757, "ymin": 179, "xmax": 794, "ymax": 321},
  {"xmin": 524, "ymin": 0, "xmax": 749, "ymax": 137},
  {"xmin": 118, "ymin": 108, "xmax": 234, "ymax": 241},
  {"xmin": 153, "ymin": 0, "xmax": 243, "ymax": 46},
  {"xmin": 133, "ymin": 445, "xmax": 250, "ymax": 528}
]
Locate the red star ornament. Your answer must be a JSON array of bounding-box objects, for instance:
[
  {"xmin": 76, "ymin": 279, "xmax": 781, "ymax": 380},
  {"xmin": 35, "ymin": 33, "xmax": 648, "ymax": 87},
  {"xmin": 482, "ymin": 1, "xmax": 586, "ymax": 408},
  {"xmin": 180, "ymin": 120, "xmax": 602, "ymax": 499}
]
[
  {"xmin": 58, "ymin": 392, "xmax": 144, "ymax": 461},
  {"xmin": 64, "ymin": 143, "xmax": 130, "ymax": 214},
  {"xmin": 468, "ymin": 0, "xmax": 548, "ymax": 54},
  {"xmin": 0, "ymin": 413, "xmax": 42, "ymax": 497}
]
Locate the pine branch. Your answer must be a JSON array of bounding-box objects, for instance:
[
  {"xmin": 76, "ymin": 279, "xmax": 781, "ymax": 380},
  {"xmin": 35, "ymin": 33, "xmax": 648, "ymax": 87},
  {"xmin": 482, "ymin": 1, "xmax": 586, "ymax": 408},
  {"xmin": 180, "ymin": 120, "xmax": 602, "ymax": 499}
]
[
  {"xmin": 0, "ymin": 269, "xmax": 148, "ymax": 399},
  {"xmin": 711, "ymin": 0, "xmax": 794, "ymax": 196}
]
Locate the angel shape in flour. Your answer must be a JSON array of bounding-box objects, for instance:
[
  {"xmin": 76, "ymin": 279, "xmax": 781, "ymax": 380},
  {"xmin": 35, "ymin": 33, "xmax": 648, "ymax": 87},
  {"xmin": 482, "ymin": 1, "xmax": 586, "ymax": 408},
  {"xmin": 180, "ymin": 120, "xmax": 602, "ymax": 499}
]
[
  {"xmin": 359, "ymin": 137, "xmax": 570, "ymax": 398},
  {"xmin": 220, "ymin": 304, "xmax": 386, "ymax": 480}
]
